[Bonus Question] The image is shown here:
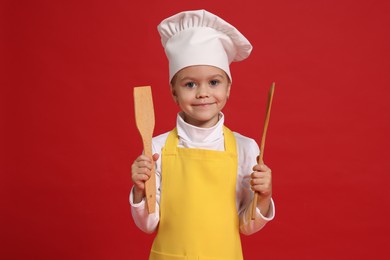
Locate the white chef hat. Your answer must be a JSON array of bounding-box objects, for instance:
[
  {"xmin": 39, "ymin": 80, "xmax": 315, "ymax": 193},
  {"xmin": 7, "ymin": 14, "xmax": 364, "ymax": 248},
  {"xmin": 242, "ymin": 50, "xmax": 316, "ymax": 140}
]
[{"xmin": 157, "ymin": 9, "xmax": 253, "ymax": 82}]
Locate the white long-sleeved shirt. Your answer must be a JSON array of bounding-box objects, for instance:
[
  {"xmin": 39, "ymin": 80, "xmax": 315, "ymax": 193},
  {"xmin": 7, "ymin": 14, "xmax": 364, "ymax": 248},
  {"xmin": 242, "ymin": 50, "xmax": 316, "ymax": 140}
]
[{"xmin": 130, "ymin": 112, "xmax": 275, "ymax": 235}]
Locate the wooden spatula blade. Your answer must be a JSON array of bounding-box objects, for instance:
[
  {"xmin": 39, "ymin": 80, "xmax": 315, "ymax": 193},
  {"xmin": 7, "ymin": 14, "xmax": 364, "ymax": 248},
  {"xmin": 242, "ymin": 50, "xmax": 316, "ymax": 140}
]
[
  {"xmin": 134, "ymin": 86, "xmax": 156, "ymax": 214},
  {"xmin": 134, "ymin": 87, "xmax": 155, "ymax": 137}
]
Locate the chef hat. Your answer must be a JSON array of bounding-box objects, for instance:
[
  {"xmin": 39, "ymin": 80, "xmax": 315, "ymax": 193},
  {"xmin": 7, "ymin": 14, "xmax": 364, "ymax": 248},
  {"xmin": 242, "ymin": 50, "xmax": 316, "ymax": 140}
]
[{"xmin": 157, "ymin": 9, "xmax": 253, "ymax": 82}]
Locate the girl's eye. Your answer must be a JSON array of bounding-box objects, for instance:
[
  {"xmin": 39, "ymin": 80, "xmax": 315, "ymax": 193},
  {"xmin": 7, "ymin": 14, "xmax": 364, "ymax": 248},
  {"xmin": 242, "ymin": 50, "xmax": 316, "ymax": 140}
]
[
  {"xmin": 209, "ymin": 80, "xmax": 219, "ymax": 86},
  {"xmin": 184, "ymin": 82, "xmax": 197, "ymax": 88}
]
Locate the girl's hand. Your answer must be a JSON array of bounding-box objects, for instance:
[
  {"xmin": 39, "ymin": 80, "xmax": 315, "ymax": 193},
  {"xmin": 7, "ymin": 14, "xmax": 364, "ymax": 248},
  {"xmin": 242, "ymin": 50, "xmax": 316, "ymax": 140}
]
[
  {"xmin": 251, "ymin": 163, "xmax": 272, "ymax": 201},
  {"xmin": 131, "ymin": 153, "xmax": 159, "ymax": 203}
]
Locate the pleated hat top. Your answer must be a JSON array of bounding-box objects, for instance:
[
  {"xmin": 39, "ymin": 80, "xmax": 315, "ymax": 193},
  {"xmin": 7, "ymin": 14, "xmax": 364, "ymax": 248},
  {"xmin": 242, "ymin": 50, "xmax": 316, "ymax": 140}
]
[{"xmin": 157, "ymin": 9, "xmax": 253, "ymax": 82}]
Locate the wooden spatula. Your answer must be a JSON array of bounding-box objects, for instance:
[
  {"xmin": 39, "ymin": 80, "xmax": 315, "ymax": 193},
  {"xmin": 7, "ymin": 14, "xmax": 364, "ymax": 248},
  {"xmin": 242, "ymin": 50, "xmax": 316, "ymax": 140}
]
[
  {"xmin": 134, "ymin": 86, "xmax": 156, "ymax": 214},
  {"xmin": 251, "ymin": 82, "xmax": 275, "ymax": 220}
]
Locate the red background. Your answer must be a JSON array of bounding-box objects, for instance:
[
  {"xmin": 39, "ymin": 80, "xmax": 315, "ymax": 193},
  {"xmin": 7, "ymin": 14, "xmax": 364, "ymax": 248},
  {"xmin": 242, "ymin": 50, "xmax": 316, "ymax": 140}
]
[{"xmin": 2, "ymin": 0, "xmax": 390, "ymax": 259}]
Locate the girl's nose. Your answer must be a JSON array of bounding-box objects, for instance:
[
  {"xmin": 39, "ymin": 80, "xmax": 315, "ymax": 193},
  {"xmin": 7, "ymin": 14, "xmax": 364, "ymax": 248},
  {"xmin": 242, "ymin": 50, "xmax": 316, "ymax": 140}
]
[{"xmin": 196, "ymin": 84, "xmax": 209, "ymax": 98}]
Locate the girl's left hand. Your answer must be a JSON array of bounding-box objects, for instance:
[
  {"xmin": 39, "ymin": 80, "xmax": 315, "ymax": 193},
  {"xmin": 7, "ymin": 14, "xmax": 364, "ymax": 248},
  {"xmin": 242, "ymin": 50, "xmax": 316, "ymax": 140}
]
[{"xmin": 251, "ymin": 163, "xmax": 272, "ymax": 199}]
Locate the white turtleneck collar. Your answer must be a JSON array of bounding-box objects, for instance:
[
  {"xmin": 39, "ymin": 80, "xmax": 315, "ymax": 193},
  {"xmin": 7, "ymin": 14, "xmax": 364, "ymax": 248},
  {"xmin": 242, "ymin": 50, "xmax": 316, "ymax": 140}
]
[{"xmin": 176, "ymin": 112, "xmax": 225, "ymax": 150}]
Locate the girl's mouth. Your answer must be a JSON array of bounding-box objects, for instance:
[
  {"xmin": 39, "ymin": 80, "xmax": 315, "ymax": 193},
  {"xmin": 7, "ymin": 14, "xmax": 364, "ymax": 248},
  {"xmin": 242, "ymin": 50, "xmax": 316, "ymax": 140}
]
[{"xmin": 192, "ymin": 102, "xmax": 215, "ymax": 107}]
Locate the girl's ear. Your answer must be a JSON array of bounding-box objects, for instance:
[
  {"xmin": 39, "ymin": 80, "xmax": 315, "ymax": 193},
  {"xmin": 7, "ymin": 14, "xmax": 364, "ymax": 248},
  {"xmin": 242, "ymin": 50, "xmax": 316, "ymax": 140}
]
[
  {"xmin": 227, "ymin": 82, "xmax": 232, "ymax": 99},
  {"xmin": 170, "ymin": 84, "xmax": 178, "ymax": 104}
]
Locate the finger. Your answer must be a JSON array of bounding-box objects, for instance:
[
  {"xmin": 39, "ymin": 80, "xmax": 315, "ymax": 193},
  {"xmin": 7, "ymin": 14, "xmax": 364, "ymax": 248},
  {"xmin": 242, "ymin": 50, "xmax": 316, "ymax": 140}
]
[
  {"xmin": 253, "ymin": 163, "xmax": 271, "ymax": 172},
  {"xmin": 132, "ymin": 166, "xmax": 151, "ymax": 180},
  {"xmin": 261, "ymin": 164, "xmax": 271, "ymax": 172},
  {"xmin": 251, "ymin": 184, "xmax": 272, "ymax": 194},
  {"xmin": 252, "ymin": 163, "xmax": 265, "ymax": 172},
  {"xmin": 135, "ymin": 160, "xmax": 151, "ymax": 170},
  {"xmin": 133, "ymin": 173, "xmax": 151, "ymax": 187},
  {"xmin": 132, "ymin": 161, "xmax": 149, "ymax": 172},
  {"xmin": 251, "ymin": 176, "xmax": 272, "ymax": 186},
  {"xmin": 133, "ymin": 157, "xmax": 153, "ymax": 170},
  {"xmin": 152, "ymin": 153, "xmax": 160, "ymax": 161},
  {"xmin": 137, "ymin": 160, "xmax": 153, "ymax": 170},
  {"xmin": 135, "ymin": 155, "xmax": 152, "ymax": 163},
  {"xmin": 138, "ymin": 167, "xmax": 151, "ymax": 177},
  {"xmin": 251, "ymin": 184, "xmax": 267, "ymax": 191},
  {"xmin": 251, "ymin": 178, "xmax": 265, "ymax": 186},
  {"xmin": 137, "ymin": 172, "xmax": 151, "ymax": 181},
  {"xmin": 251, "ymin": 171, "xmax": 268, "ymax": 179}
]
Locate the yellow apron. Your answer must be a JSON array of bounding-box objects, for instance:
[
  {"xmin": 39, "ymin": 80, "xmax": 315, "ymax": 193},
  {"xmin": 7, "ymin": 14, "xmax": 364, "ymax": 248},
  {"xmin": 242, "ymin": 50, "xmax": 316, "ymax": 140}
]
[{"xmin": 150, "ymin": 127, "xmax": 243, "ymax": 260}]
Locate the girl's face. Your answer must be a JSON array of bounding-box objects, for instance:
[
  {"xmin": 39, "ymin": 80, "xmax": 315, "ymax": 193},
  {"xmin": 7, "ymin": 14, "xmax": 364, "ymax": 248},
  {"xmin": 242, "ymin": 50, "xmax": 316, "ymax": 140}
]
[{"xmin": 170, "ymin": 65, "xmax": 231, "ymax": 128}]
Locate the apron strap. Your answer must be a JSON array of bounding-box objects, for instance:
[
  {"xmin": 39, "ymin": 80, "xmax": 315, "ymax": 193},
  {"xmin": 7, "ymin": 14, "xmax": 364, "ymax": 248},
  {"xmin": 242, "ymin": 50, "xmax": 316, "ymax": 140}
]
[
  {"xmin": 163, "ymin": 128, "xmax": 179, "ymax": 154},
  {"xmin": 222, "ymin": 126, "xmax": 237, "ymax": 155}
]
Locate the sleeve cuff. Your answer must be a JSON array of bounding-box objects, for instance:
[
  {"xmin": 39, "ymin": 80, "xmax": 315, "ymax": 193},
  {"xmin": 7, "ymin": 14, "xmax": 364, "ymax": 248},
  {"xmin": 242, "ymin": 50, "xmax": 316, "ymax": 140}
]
[{"xmin": 256, "ymin": 197, "xmax": 275, "ymax": 221}]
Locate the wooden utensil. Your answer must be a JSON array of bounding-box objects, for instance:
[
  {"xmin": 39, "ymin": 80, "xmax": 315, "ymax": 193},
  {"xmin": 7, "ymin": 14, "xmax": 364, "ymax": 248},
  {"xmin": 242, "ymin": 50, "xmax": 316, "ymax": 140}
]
[
  {"xmin": 251, "ymin": 82, "xmax": 275, "ymax": 220},
  {"xmin": 134, "ymin": 86, "xmax": 156, "ymax": 214}
]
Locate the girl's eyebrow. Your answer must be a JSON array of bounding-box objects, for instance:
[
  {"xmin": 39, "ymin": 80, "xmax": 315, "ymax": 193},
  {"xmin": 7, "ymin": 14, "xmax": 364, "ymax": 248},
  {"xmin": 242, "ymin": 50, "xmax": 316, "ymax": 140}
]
[
  {"xmin": 179, "ymin": 74, "xmax": 224, "ymax": 82},
  {"xmin": 206, "ymin": 74, "xmax": 225, "ymax": 80},
  {"xmin": 178, "ymin": 76, "xmax": 196, "ymax": 82}
]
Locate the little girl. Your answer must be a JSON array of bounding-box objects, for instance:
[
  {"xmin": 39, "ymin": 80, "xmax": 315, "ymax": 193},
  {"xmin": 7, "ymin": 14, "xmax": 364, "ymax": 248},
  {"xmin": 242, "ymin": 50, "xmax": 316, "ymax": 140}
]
[{"xmin": 130, "ymin": 9, "xmax": 275, "ymax": 260}]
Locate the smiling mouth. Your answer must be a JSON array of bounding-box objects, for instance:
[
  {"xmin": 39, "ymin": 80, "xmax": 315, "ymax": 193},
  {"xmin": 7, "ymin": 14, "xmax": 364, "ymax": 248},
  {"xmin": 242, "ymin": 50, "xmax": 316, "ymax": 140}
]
[{"xmin": 192, "ymin": 102, "xmax": 215, "ymax": 107}]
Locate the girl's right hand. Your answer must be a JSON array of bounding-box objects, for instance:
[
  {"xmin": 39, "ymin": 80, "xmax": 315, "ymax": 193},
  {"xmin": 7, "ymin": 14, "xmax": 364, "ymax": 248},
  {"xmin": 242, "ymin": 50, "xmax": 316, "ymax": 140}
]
[{"xmin": 131, "ymin": 153, "xmax": 159, "ymax": 203}]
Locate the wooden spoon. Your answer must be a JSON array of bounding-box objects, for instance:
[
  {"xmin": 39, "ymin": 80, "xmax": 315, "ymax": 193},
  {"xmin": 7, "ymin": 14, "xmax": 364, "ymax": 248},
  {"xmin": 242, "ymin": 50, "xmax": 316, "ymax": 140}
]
[
  {"xmin": 251, "ymin": 82, "xmax": 275, "ymax": 220},
  {"xmin": 134, "ymin": 86, "xmax": 156, "ymax": 214}
]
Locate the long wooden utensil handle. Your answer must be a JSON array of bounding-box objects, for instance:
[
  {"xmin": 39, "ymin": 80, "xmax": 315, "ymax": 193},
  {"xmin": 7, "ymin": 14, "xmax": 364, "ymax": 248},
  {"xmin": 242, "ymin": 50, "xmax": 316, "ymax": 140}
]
[
  {"xmin": 251, "ymin": 82, "xmax": 275, "ymax": 220},
  {"xmin": 134, "ymin": 86, "xmax": 156, "ymax": 214},
  {"xmin": 142, "ymin": 137, "xmax": 156, "ymax": 214}
]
